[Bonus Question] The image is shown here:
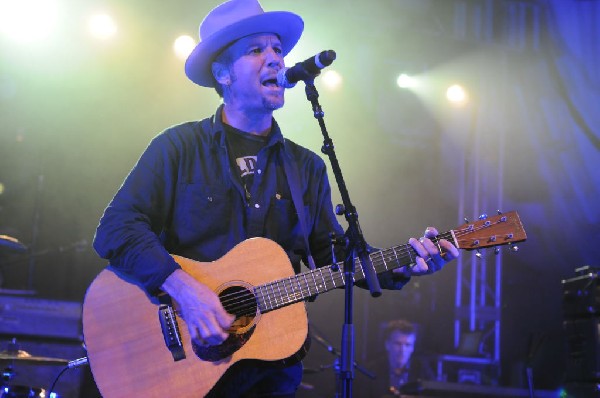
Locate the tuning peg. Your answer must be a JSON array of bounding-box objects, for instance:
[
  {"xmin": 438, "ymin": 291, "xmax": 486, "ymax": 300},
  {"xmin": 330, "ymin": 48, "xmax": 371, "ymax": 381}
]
[
  {"xmin": 464, "ymin": 217, "xmax": 470, "ymax": 223},
  {"xmin": 494, "ymin": 247, "xmax": 500, "ymax": 255},
  {"xmin": 509, "ymin": 243, "xmax": 519, "ymax": 252},
  {"xmin": 475, "ymin": 249, "xmax": 483, "ymax": 259},
  {"xmin": 478, "ymin": 213, "xmax": 488, "ymax": 220},
  {"xmin": 497, "ymin": 210, "xmax": 503, "ymax": 215}
]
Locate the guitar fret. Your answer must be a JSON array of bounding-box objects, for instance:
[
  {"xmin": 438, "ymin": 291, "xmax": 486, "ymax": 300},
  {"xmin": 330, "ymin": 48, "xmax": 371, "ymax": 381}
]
[
  {"xmin": 302, "ymin": 274, "xmax": 311, "ymax": 296},
  {"xmin": 268, "ymin": 283, "xmax": 278, "ymax": 308},
  {"xmin": 328, "ymin": 267, "xmax": 337, "ymax": 288},
  {"xmin": 287, "ymin": 279, "xmax": 297, "ymax": 304},
  {"xmin": 405, "ymin": 243, "xmax": 415, "ymax": 265},
  {"xmin": 295, "ymin": 276, "xmax": 305, "ymax": 300},
  {"xmin": 391, "ymin": 246, "xmax": 399, "ymax": 267},
  {"xmin": 285, "ymin": 277, "xmax": 297, "ymax": 302},
  {"xmin": 266, "ymin": 284, "xmax": 275, "ymax": 310},
  {"xmin": 377, "ymin": 251, "xmax": 388, "ymax": 272},
  {"xmin": 310, "ymin": 270, "xmax": 319, "ymax": 293},
  {"xmin": 356, "ymin": 258, "xmax": 365, "ymax": 279},
  {"xmin": 280, "ymin": 279, "xmax": 289, "ymax": 305},
  {"xmin": 275, "ymin": 280, "xmax": 283, "ymax": 306},
  {"xmin": 259, "ymin": 285, "xmax": 272, "ymax": 311},
  {"xmin": 255, "ymin": 285, "xmax": 263, "ymax": 311},
  {"xmin": 288, "ymin": 278, "xmax": 299, "ymax": 302},
  {"xmin": 318, "ymin": 269, "xmax": 327, "ymax": 292},
  {"xmin": 381, "ymin": 249, "xmax": 390, "ymax": 268},
  {"xmin": 388, "ymin": 248, "xmax": 400, "ymax": 267}
]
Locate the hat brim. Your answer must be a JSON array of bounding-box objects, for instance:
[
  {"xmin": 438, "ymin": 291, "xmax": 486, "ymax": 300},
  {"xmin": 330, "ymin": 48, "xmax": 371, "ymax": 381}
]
[{"xmin": 185, "ymin": 11, "xmax": 304, "ymax": 87}]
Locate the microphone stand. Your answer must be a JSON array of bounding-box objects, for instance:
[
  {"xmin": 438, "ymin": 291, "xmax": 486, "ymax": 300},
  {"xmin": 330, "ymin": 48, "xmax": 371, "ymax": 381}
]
[{"xmin": 301, "ymin": 78, "xmax": 382, "ymax": 398}]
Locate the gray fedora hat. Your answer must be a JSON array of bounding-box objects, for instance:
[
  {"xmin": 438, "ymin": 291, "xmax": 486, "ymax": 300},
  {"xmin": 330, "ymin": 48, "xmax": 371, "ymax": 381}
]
[{"xmin": 185, "ymin": 0, "xmax": 304, "ymax": 87}]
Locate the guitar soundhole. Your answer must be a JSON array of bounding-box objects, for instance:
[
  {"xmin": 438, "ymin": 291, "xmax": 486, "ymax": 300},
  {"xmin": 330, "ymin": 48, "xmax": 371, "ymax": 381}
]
[{"xmin": 192, "ymin": 284, "xmax": 258, "ymax": 362}]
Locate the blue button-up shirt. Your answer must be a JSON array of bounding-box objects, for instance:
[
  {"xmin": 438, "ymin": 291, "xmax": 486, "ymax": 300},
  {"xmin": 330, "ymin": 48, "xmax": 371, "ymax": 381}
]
[{"xmin": 93, "ymin": 106, "xmax": 346, "ymax": 294}]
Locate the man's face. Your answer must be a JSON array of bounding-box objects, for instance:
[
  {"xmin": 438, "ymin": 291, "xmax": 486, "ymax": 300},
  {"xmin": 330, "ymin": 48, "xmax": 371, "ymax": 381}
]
[
  {"xmin": 385, "ymin": 331, "xmax": 416, "ymax": 369},
  {"xmin": 217, "ymin": 33, "xmax": 286, "ymax": 113}
]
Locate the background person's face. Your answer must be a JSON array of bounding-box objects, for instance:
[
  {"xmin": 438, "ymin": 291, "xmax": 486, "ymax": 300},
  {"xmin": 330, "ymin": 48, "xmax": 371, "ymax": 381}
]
[{"xmin": 385, "ymin": 331, "xmax": 416, "ymax": 369}]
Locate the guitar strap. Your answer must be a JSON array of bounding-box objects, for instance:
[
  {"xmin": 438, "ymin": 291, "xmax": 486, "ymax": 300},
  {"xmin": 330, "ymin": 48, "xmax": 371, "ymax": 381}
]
[{"xmin": 281, "ymin": 143, "xmax": 317, "ymax": 271}]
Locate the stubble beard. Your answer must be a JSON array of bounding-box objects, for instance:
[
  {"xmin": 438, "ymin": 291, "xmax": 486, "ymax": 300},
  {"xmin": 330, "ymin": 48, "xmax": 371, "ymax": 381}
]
[{"xmin": 263, "ymin": 91, "xmax": 285, "ymax": 111}]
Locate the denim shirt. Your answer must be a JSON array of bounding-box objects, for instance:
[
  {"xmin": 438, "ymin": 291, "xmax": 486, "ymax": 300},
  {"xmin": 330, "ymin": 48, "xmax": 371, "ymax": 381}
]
[{"xmin": 93, "ymin": 106, "xmax": 347, "ymax": 294}]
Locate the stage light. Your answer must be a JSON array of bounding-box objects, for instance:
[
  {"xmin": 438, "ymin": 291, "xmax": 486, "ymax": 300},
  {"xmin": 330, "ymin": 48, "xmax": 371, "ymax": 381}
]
[
  {"xmin": 173, "ymin": 35, "xmax": 196, "ymax": 60},
  {"xmin": 320, "ymin": 70, "xmax": 342, "ymax": 90},
  {"xmin": 0, "ymin": 0, "xmax": 60, "ymax": 42},
  {"xmin": 446, "ymin": 84, "xmax": 468, "ymax": 105},
  {"xmin": 397, "ymin": 73, "xmax": 417, "ymax": 89},
  {"xmin": 88, "ymin": 13, "xmax": 118, "ymax": 40},
  {"xmin": 0, "ymin": 182, "xmax": 5, "ymax": 196}
]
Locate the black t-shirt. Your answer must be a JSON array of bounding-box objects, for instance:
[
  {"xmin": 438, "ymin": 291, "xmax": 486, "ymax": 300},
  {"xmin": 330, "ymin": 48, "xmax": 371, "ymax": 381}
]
[{"xmin": 224, "ymin": 123, "xmax": 269, "ymax": 201}]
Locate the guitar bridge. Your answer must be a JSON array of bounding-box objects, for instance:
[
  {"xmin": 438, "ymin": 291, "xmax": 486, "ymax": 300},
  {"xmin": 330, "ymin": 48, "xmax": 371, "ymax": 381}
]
[{"xmin": 158, "ymin": 303, "xmax": 185, "ymax": 361}]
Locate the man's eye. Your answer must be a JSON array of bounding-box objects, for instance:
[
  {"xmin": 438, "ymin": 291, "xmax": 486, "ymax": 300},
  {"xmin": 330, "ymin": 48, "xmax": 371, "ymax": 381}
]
[
  {"xmin": 249, "ymin": 48, "xmax": 261, "ymax": 54},
  {"xmin": 274, "ymin": 47, "xmax": 283, "ymax": 54}
]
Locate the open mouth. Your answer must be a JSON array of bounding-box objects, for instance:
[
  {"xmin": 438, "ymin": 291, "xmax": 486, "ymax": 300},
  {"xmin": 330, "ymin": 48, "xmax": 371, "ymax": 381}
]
[{"xmin": 261, "ymin": 78, "xmax": 279, "ymax": 88}]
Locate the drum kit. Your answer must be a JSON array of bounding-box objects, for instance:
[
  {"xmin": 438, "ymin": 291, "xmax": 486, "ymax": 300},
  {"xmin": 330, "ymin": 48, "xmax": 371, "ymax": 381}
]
[
  {"xmin": 0, "ymin": 235, "xmax": 67, "ymax": 398},
  {"xmin": 0, "ymin": 339, "xmax": 68, "ymax": 398}
]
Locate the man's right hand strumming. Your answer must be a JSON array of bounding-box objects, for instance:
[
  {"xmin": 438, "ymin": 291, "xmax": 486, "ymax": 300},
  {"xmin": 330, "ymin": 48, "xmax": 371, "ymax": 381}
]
[{"xmin": 161, "ymin": 269, "xmax": 235, "ymax": 347}]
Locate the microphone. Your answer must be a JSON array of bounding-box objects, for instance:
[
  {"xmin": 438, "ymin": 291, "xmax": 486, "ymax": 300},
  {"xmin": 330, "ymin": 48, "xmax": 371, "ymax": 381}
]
[{"xmin": 277, "ymin": 50, "xmax": 337, "ymax": 88}]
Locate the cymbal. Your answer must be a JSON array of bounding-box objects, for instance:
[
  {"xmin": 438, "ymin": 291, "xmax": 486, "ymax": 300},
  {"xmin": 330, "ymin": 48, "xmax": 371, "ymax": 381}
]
[
  {"xmin": 0, "ymin": 235, "xmax": 27, "ymax": 252},
  {"xmin": 0, "ymin": 350, "xmax": 69, "ymax": 365}
]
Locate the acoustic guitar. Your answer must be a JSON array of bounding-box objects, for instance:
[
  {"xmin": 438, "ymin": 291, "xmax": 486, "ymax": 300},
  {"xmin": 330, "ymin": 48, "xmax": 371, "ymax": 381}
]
[{"xmin": 82, "ymin": 211, "xmax": 526, "ymax": 397}]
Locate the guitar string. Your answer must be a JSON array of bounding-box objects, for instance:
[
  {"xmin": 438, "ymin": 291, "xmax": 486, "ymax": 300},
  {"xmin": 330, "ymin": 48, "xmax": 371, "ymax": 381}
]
[
  {"xmin": 196, "ymin": 220, "xmax": 515, "ymax": 318},
  {"xmin": 216, "ymin": 221, "xmax": 511, "ymax": 315},
  {"xmin": 219, "ymin": 230, "xmax": 502, "ymax": 316}
]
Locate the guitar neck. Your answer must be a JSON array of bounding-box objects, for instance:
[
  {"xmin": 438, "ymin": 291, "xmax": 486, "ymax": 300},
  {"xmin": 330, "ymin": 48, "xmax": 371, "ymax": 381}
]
[
  {"xmin": 254, "ymin": 231, "xmax": 454, "ymax": 313},
  {"xmin": 254, "ymin": 210, "xmax": 527, "ymax": 313}
]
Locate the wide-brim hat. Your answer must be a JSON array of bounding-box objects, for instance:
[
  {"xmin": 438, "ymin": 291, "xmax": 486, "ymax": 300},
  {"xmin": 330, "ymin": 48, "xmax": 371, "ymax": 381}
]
[{"xmin": 185, "ymin": 0, "xmax": 304, "ymax": 87}]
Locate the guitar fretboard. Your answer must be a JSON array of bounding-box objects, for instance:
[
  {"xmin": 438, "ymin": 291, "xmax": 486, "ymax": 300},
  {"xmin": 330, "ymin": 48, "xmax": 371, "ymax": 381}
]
[{"xmin": 254, "ymin": 232, "xmax": 453, "ymax": 313}]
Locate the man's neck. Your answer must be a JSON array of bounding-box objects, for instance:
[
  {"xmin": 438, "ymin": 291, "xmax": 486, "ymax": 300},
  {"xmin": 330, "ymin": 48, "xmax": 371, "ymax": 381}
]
[{"xmin": 222, "ymin": 104, "xmax": 273, "ymax": 137}]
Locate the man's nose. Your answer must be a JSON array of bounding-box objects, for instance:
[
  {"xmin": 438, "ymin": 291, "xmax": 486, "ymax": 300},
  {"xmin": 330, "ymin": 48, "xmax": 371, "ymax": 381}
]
[{"xmin": 265, "ymin": 48, "xmax": 283, "ymax": 67}]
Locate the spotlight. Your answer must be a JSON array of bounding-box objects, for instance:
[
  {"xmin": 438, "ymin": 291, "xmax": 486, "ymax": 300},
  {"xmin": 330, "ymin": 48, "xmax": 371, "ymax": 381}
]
[
  {"xmin": 396, "ymin": 73, "xmax": 417, "ymax": 89},
  {"xmin": 446, "ymin": 84, "xmax": 468, "ymax": 105},
  {"xmin": 173, "ymin": 35, "xmax": 196, "ymax": 60},
  {"xmin": 0, "ymin": 0, "xmax": 60, "ymax": 42},
  {"xmin": 320, "ymin": 70, "xmax": 342, "ymax": 90},
  {"xmin": 88, "ymin": 13, "xmax": 118, "ymax": 40}
]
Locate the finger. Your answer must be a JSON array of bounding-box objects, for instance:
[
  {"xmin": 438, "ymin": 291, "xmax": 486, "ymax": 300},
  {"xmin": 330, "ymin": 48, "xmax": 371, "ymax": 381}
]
[
  {"xmin": 415, "ymin": 236, "xmax": 441, "ymax": 259},
  {"xmin": 424, "ymin": 227, "xmax": 439, "ymax": 239},
  {"xmin": 439, "ymin": 239, "xmax": 460, "ymax": 259},
  {"xmin": 205, "ymin": 314, "xmax": 232, "ymax": 343},
  {"xmin": 187, "ymin": 322, "xmax": 201, "ymax": 343},
  {"xmin": 413, "ymin": 256, "xmax": 430, "ymax": 273},
  {"xmin": 409, "ymin": 237, "xmax": 429, "ymax": 259},
  {"xmin": 217, "ymin": 310, "xmax": 236, "ymax": 329}
]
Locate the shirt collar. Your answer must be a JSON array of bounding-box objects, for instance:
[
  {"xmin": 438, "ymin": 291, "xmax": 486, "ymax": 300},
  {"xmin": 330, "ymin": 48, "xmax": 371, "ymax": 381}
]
[{"xmin": 210, "ymin": 104, "xmax": 286, "ymax": 150}]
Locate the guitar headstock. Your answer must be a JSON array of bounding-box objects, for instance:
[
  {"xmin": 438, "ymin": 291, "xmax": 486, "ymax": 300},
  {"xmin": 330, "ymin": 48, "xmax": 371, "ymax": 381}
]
[{"xmin": 453, "ymin": 211, "xmax": 527, "ymax": 250}]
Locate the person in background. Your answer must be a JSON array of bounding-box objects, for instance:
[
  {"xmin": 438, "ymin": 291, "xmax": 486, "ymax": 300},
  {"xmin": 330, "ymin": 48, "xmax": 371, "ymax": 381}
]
[{"xmin": 359, "ymin": 319, "xmax": 435, "ymax": 397}]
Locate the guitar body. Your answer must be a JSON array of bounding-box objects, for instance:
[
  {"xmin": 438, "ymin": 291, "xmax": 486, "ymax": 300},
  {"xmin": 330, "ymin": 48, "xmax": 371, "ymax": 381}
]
[{"xmin": 82, "ymin": 238, "xmax": 309, "ymax": 398}]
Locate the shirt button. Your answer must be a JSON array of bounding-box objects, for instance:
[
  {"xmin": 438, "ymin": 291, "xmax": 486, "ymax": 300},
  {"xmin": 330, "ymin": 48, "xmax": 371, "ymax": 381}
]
[
  {"xmin": 257, "ymin": 169, "xmax": 262, "ymax": 175},
  {"xmin": 254, "ymin": 203, "xmax": 260, "ymax": 209}
]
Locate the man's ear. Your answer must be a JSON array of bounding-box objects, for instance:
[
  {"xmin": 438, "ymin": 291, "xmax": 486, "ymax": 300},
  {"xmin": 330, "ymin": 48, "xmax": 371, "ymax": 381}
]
[{"xmin": 212, "ymin": 62, "xmax": 231, "ymax": 86}]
